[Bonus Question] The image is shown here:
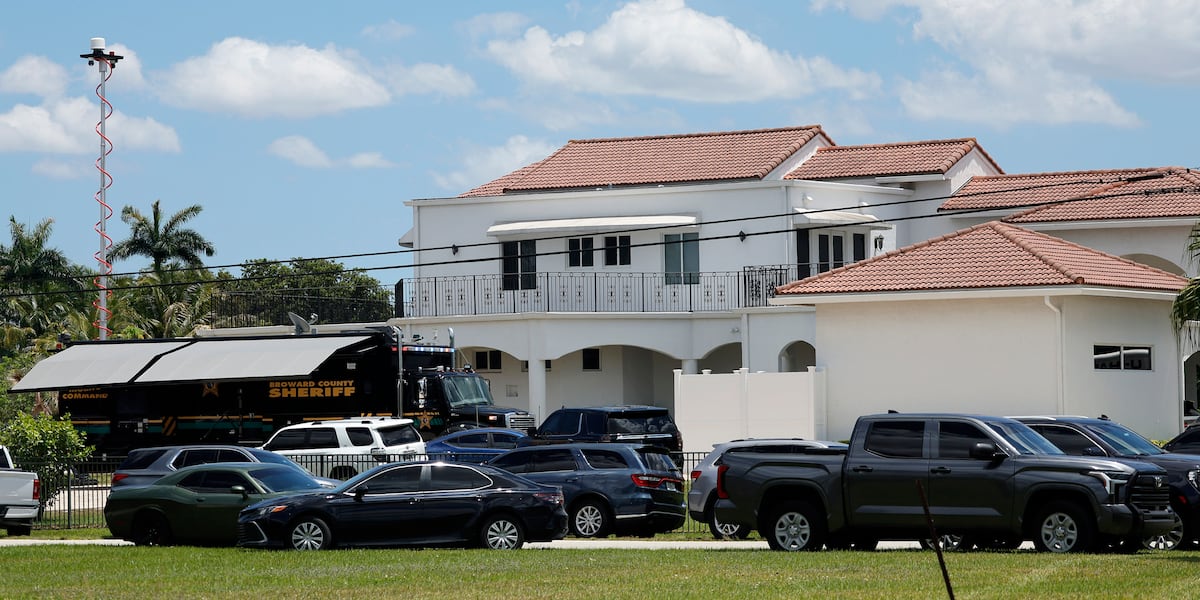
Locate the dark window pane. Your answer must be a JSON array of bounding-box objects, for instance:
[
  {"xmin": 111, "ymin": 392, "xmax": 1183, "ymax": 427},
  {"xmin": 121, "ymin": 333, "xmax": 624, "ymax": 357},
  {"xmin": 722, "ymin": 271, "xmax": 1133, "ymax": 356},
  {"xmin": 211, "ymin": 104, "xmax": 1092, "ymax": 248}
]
[
  {"xmin": 582, "ymin": 449, "xmax": 628, "ymax": 469},
  {"xmin": 937, "ymin": 421, "xmax": 989, "ymax": 459},
  {"xmin": 853, "ymin": 233, "xmax": 866, "ymax": 262},
  {"xmin": 582, "ymin": 348, "xmax": 601, "ymax": 371},
  {"xmin": 797, "ymin": 229, "xmax": 811, "ymax": 278},
  {"xmin": 346, "ymin": 428, "xmax": 374, "ymax": 447},
  {"xmin": 1124, "ymin": 347, "xmax": 1151, "ymax": 371},
  {"xmin": 1094, "ymin": 345, "xmax": 1121, "ymax": 369},
  {"xmin": 865, "ymin": 421, "xmax": 924, "ymax": 458}
]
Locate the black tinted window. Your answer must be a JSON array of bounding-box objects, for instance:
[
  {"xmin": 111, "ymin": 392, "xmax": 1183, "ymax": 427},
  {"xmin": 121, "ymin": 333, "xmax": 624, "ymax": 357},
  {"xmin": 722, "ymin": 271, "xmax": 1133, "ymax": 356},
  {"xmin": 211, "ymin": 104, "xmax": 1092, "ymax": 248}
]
[
  {"xmin": 638, "ymin": 449, "xmax": 678, "ymax": 472},
  {"xmin": 582, "ymin": 449, "xmax": 628, "ymax": 469},
  {"xmin": 492, "ymin": 433, "xmax": 521, "ymax": 449},
  {"xmin": 865, "ymin": 421, "xmax": 925, "ymax": 458},
  {"xmin": 380, "ymin": 425, "xmax": 421, "ymax": 446},
  {"xmin": 454, "ymin": 433, "xmax": 489, "ymax": 448},
  {"xmin": 264, "ymin": 430, "xmax": 308, "ymax": 451},
  {"xmin": 539, "ymin": 412, "xmax": 581, "ymax": 435},
  {"xmin": 428, "ymin": 465, "xmax": 490, "ymax": 491},
  {"xmin": 527, "ymin": 449, "xmax": 577, "ymax": 472},
  {"xmin": 937, "ymin": 421, "xmax": 991, "ymax": 459},
  {"xmin": 307, "ymin": 428, "xmax": 339, "ymax": 449},
  {"xmin": 490, "ymin": 453, "xmax": 530, "ymax": 474},
  {"xmin": 174, "ymin": 449, "xmax": 219, "ymax": 468},
  {"xmin": 1168, "ymin": 428, "xmax": 1200, "ymax": 452},
  {"xmin": 346, "ymin": 427, "xmax": 374, "ymax": 446},
  {"xmin": 606, "ymin": 412, "xmax": 676, "ymax": 434},
  {"xmin": 1029, "ymin": 425, "xmax": 1103, "ymax": 455},
  {"xmin": 363, "ymin": 465, "xmax": 423, "ymax": 493},
  {"xmin": 118, "ymin": 448, "xmax": 169, "ymax": 470}
]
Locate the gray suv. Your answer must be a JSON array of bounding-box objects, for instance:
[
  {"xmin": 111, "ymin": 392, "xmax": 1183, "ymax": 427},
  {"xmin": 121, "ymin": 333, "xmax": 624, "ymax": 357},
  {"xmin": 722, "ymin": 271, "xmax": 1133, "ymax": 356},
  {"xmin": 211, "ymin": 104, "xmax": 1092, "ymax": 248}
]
[{"xmin": 111, "ymin": 445, "xmax": 337, "ymax": 488}]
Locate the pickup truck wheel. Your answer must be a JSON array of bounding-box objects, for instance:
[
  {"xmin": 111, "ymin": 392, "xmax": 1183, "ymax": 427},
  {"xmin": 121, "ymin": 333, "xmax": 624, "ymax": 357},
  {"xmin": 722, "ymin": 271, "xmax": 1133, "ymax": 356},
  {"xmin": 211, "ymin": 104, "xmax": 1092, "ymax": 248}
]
[
  {"xmin": 1033, "ymin": 501, "xmax": 1095, "ymax": 553},
  {"xmin": 764, "ymin": 501, "xmax": 825, "ymax": 551},
  {"xmin": 6, "ymin": 525, "xmax": 32, "ymax": 536},
  {"xmin": 1143, "ymin": 513, "xmax": 1185, "ymax": 551},
  {"xmin": 570, "ymin": 501, "xmax": 610, "ymax": 538},
  {"xmin": 709, "ymin": 515, "xmax": 749, "ymax": 540},
  {"xmin": 920, "ymin": 534, "xmax": 972, "ymax": 552}
]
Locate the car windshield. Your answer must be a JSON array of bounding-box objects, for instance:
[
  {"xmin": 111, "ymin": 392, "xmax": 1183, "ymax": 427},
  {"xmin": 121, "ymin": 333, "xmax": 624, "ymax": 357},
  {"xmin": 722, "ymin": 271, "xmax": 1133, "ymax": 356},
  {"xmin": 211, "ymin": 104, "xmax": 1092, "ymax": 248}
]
[
  {"xmin": 1084, "ymin": 421, "xmax": 1164, "ymax": 456},
  {"xmin": 444, "ymin": 376, "xmax": 494, "ymax": 409},
  {"xmin": 984, "ymin": 420, "xmax": 1065, "ymax": 455},
  {"xmin": 606, "ymin": 413, "xmax": 677, "ymax": 435},
  {"xmin": 248, "ymin": 466, "xmax": 324, "ymax": 493}
]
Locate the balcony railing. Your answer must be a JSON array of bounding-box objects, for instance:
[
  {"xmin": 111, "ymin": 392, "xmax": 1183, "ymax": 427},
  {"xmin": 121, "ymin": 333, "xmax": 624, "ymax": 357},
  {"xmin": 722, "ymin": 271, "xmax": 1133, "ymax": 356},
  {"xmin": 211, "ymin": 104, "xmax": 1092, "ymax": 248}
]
[
  {"xmin": 209, "ymin": 265, "xmax": 811, "ymax": 325},
  {"xmin": 396, "ymin": 266, "xmax": 804, "ymax": 318}
]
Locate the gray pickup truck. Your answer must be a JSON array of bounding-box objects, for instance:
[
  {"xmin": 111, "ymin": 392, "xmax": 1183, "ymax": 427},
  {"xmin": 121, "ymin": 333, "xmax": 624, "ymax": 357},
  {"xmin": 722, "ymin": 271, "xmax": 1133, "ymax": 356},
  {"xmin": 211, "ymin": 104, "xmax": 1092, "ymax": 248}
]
[
  {"xmin": 713, "ymin": 413, "xmax": 1176, "ymax": 552},
  {"xmin": 0, "ymin": 445, "xmax": 39, "ymax": 536}
]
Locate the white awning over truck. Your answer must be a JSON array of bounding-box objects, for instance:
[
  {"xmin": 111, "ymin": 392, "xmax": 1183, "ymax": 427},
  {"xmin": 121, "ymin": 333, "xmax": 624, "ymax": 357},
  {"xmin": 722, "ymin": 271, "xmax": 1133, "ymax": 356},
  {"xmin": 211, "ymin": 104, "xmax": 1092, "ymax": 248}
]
[{"xmin": 10, "ymin": 335, "xmax": 374, "ymax": 392}]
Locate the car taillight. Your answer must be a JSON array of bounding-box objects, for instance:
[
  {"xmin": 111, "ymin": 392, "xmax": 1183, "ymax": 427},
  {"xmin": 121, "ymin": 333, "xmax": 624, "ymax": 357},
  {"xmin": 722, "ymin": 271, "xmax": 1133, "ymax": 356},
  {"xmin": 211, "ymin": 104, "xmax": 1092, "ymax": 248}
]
[
  {"xmin": 534, "ymin": 491, "xmax": 564, "ymax": 505},
  {"xmin": 111, "ymin": 473, "xmax": 127, "ymax": 484},
  {"xmin": 715, "ymin": 464, "xmax": 729, "ymax": 499},
  {"xmin": 33, "ymin": 478, "xmax": 40, "ymax": 501},
  {"xmin": 631, "ymin": 474, "xmax": 683, "ymax": 489},
  {"xmin": 690, "ymin": 470, "xmax": 701, "ymax": 481}
]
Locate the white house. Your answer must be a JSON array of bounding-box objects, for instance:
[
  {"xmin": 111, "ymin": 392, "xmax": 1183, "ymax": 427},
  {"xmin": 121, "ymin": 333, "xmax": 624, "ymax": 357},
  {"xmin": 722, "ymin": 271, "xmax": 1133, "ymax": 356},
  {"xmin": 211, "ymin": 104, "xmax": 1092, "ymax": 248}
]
[{"xmin": 394, "ymin": 125, "xmax": 1200, "ymax": 448}]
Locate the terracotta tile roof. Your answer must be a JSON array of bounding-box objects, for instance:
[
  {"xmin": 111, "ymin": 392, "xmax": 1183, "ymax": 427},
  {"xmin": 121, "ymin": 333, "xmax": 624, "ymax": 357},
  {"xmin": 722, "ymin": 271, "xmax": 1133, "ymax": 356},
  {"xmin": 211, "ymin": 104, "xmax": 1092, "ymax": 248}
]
[
  {"xmin": 785, "ymin": 138, "xmax": 1001, "ymax": 180},
  {"xmin": 775, "ymin": 221, "xmax": 1188, "ymax": 296},
  {"xmin": 939, "ymin": 167, "xmax": 1170, "ymax": 211},
  {"xmin": 1005, "ymin": 168, "xmax": 1200, "ymax": 223},
  {"xmin": 458, "ymin": 126, "xmax": 829, "ymax": 197}
]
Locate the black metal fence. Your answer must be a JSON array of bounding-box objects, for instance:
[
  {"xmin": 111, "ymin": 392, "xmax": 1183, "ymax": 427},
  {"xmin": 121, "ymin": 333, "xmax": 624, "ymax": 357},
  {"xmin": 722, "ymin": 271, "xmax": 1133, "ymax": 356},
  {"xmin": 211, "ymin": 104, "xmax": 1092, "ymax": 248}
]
[{"xmin": 25, "ymin": 452, "xmax": 711, "ymax": 534}]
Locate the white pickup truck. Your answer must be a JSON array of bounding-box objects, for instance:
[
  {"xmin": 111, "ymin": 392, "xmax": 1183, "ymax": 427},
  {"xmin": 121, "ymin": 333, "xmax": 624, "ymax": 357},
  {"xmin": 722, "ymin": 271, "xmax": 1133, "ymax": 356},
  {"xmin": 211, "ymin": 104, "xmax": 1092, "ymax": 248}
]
[{"xmin": 0, "ymin": 445, "xmax": 39, "ymax": 536}]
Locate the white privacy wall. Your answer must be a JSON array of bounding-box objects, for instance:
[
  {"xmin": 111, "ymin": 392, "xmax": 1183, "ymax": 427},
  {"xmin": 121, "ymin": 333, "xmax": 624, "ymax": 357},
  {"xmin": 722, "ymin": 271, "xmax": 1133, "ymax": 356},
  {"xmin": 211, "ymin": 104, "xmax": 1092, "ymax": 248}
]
[{"xmin": 673, "ymin": 368, "xmax": 822, "ymax": 453}]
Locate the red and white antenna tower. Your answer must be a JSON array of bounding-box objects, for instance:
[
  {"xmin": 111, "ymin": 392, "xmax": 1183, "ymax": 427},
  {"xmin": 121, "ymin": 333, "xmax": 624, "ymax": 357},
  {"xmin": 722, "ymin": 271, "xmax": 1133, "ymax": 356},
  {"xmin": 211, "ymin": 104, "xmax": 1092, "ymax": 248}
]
[{"xmin": 80, "ymin": 38, "xmax": 123, "ymax": 340}]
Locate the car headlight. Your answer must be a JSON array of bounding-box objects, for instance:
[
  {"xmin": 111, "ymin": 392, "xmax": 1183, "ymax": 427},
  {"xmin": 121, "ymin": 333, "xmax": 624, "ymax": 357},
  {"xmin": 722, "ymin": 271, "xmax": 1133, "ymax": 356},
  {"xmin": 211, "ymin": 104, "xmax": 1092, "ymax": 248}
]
[
  {"xmin": 1187, "ymin": 469, "xmax": 1200, "ymax": 491},
  {"xmin": 252, "ymin": 505, "xmax": 290, "ymax": 517},
  {"xmin": 1088, "ymin": 470, "xmax": 1131, "ymax": 500}
]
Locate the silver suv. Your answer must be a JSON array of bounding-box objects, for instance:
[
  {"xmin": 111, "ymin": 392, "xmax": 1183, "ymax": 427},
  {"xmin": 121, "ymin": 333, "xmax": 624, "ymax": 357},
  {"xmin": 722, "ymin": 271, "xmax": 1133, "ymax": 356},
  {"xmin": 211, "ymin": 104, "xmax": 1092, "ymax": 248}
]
[
  {"xmin": 687, "ymin": 438, "xmax": 847, "ymax": 539},
  {"xmin": 261, "ymin": 417, "xmax": 426, "ymax": 479}
]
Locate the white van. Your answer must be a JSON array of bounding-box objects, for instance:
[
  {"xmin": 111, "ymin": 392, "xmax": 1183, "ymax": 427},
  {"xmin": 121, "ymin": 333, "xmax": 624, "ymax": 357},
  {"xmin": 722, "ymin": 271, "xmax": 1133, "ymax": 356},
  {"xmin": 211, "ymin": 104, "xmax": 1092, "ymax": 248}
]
[{"xmin": 261, "ymin": 417, "xmax": 426, "ymax": 479}]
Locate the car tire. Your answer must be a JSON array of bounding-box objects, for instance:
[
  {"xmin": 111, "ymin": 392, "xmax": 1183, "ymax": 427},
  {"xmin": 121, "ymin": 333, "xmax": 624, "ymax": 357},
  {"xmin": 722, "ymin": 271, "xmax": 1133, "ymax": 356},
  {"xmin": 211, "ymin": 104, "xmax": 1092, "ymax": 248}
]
[
  {"xmin": 289, "ymin": 517, "xmax": 333, "ymax": 550},
  {"xmin": 570, "ymin": 500, "xmax": 610, "ymax": 538},
  {"xmin": 1143, "ymin": 513, "xmax": 1185, "ymax": 551},
  {"xmin": 131, "ymin": 512, "xmax": 172, "ymax": 546},
  {"xmin": 1033, "ymin": 501, "xmax": 1095, "ymax": 553},
  {"xmin": 480, "ymin": 514, "xmax": 525, "ymax": 550},
  {"xmin": 5, "ymin": 525, "xmax": 32, "ymax": 536},
  {"xmin": 708, "ymin": 514, "xmax": 750, "ymax": 540},
  {"xmin": 764, "ymin": 500, "xmax": 825, "ymax": 551},
  {"xmin": 919, "ymin": 534, "xmax": 972, "ymax": 552}
]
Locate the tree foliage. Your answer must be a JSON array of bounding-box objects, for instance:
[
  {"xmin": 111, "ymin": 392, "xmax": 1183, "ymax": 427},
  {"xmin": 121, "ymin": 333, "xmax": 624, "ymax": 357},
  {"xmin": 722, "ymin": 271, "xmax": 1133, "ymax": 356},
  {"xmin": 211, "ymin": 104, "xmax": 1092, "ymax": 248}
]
[
  {"xmin": 108, "ymin": 200, "xmax": 215, "ymax": 274},
  {"xmin": 219, "ymin": 258, "xmax": 390, "ymax": 324}
]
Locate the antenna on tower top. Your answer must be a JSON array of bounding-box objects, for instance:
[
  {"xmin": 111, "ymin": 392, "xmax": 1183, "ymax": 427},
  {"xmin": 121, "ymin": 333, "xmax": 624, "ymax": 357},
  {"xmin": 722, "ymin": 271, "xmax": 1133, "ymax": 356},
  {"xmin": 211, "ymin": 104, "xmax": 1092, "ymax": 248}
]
[{"xmin": 79, "ymin": 37, "xmax": 123, "ymax": 340}]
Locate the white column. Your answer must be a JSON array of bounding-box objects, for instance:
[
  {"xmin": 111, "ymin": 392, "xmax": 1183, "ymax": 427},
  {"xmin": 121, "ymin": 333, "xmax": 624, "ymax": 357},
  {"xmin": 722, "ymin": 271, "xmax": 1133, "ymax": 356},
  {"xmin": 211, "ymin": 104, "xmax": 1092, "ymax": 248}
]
[
  {"xmin": 681, "ymin": 358, "xmax": 699, "ymax": 374},
  {"xmin": 527, "ymin": 357, "xmax": 547, "ymax": 423}
]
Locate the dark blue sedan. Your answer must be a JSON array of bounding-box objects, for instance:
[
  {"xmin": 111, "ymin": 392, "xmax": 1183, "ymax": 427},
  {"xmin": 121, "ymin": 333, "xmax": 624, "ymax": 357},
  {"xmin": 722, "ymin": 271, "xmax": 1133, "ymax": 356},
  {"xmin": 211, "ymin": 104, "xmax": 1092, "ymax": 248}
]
[
  {"xmin": 237, "ymin": 461, "xmax": 567, "ymax": 550},
  {"xmin": 424, "ymin": 428, "xmax": 529, "ymax": 463}
]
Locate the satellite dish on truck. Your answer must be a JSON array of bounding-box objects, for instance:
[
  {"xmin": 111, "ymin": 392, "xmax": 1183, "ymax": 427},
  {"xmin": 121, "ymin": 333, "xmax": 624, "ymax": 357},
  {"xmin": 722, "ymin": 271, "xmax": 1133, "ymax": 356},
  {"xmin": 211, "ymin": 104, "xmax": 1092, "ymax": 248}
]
[{"xmin": 288, "ymin": 312, "xmax": 317, "ymax": 335}]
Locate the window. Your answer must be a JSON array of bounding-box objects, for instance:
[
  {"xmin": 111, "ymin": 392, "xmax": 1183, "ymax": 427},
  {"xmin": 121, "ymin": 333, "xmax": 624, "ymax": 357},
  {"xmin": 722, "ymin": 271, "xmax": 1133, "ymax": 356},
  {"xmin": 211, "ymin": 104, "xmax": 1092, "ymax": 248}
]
[
  {"xmin": 474, "ymin": 350, "xmax": 502, "ymax": 371},
  {"xmin": 501, "ymin": 239, "xmax": 537, "ymax": 290},
  {"xmin": 581, "ymin": 449, "xmax": 628, "ymax": 469},
  {"xmin": 568, "ymin": 237, "xmax": 594, "ymax": 268},
  {"xmin": 521, "ymin": 360, "xmax": 552, "ymax": 372},
  {"xmin": 1027, "ymin": 425, "xmax": 1104, "ymax": 456},
  {"xmin": 582, "ymin": 348, "xmax": 601, "ymax": 371},
  {"xmin": 346, "ymin": 427, "xmax": 373, "ymax": 447},
  {"xmin": 664, "ymin": 232, "xmax": 699, "ymax": 285},
  {"xmin": 817, "ymin": 233, "xmax": 844, "ymax": 273},
  {"xmin": 604, "ymin": 236, "xmax": 631, "ymax": 266},
  {"xmin": 363, "ymin": 465, "xmax": 423, "ymax": 493},
  {"xmin": 379, "ymin": 424, "xmax": 421, "ymax": 446},
  {"xmin": 428, "ymin": 465, "xmax": 490, "ymax": 491},
  {"xmin": 937, "ymin": 421, "xmax": 991, "ymax": 459},
  {"xmin": 1094, "ymin": 345, "xmax": 1152, "ymax": 370},
  {"xmin": 864, "ymin": 420, "xmax": 924, "ymax": 458},
  {"xmin": 538, "ymin": 411, "xmax": 581, "ymax": 436},
  {"xmin": 798, "ymin": 229, "xmax": 868, "ymax": 277}
]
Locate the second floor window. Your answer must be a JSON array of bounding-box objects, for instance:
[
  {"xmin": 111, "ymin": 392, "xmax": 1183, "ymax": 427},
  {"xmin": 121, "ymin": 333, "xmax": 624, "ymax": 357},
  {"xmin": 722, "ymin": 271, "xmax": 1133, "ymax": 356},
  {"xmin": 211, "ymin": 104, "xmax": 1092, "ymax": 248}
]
[
  {"xmin": 664, "ymin": 232, "xmax": 699, "ymax": 285},
  {"xmin": 568, "ymin": 237, "xmax": 594, "ymax": 268},
  {"xmin": 502, "ymin": 240, "xmax": 537, "ymax": 290},
  {"xmin": 604, "ymin": 236, "xmax": 631, "ymax": 266}
]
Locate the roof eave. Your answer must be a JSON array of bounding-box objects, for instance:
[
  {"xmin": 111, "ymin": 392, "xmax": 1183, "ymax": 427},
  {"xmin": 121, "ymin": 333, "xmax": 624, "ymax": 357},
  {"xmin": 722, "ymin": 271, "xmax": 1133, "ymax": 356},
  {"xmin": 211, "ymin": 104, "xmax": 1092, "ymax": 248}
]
[{"xmin": 769, "ymin": 285, "xmax": 1181, "ymax": 305}]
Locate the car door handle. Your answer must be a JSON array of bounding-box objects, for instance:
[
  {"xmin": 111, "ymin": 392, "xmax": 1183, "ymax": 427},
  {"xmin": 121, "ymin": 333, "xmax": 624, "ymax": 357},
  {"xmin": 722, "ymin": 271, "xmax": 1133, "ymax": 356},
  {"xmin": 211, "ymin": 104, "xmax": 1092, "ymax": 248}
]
[
  {"xmin": 850, "ymin": 465, "xmax": 873, "ymax": 473},
  {"xmin": 930, "ymin": 466, "xmax": 952, "ymax": 474}
]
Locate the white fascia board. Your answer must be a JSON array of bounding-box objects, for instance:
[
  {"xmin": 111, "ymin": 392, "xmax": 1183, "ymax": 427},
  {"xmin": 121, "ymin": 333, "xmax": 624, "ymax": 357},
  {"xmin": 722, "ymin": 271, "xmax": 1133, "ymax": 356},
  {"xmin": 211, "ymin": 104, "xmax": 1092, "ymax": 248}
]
[
  {"xmin": 1016, "ymin": 218, "xmax": 1200, "ymax": 231},
  {"xmin": 874, "ymin": 174, "xmax": 949, "ymax": 184},
  {"xmin": 768, "ymin": 285, "xmax": 1180, "ymax": 306}
]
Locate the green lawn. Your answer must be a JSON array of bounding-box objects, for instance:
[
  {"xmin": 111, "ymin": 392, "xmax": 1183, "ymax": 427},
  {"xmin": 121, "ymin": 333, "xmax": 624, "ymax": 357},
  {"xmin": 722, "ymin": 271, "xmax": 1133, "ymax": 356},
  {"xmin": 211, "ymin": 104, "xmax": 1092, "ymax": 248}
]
[{"xmin": 2, "ymin": 542, "xmax": 1199, "ymax": 599}]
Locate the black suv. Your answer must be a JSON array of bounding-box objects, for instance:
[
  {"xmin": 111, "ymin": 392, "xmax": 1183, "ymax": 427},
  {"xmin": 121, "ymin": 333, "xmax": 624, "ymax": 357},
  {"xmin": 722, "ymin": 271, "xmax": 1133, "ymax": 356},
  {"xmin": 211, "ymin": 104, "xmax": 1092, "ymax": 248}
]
[
  {"xmin": 1016, "ymin": 415, "xmax": 1200, "ymax": 550},
  {"xmin": 530, "ymin": 406, "xmax": 682, "ymax": 457},
  {"xmin": 488, "ymin": 443, "xmax": 685, "ymax": 538}
]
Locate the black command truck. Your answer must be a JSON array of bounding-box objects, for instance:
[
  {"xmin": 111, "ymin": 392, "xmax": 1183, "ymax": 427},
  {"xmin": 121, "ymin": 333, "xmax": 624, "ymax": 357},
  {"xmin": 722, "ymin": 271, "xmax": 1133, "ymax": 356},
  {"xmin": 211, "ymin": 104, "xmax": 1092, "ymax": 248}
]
[
  {"xmin": 711, "ymin": 412, "xmax": 1176, "ymax": 552},
  {"xmin": 13, "ymin": 323, "xmax": 533, "ymax": 454}
]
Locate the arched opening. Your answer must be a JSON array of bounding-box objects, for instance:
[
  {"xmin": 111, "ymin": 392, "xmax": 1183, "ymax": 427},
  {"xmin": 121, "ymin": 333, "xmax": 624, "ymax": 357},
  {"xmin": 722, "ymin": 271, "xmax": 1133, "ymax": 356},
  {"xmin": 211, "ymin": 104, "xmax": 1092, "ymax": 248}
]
[
  {"xmin": 700, "ymin": 343, "xmax": 741, "ymax": 373},
  {"xmin": 779, "ymin": 341, "xmax": 816, "ymax": 373},
  {"xmin": 1185, "ymin": 351, "xmax": 1200, "ymax": 426},
  {"xmin": 1123, "ymin": 253, "xmax": 1185, "ymax": 276}
]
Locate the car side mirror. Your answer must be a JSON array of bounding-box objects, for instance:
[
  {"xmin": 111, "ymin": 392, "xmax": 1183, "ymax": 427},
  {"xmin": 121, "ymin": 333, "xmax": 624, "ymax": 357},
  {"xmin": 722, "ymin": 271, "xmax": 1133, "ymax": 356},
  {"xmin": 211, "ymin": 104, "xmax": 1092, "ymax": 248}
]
[
  {"xmin": 231, "ymin": 485, "xmax": 248, "ymax": 499},
  {"xmin": 969, "ymin": 442, "xmax": 1006, "ymax": 461},
  {"xmin": 354, "ymin": 486, "xmax": 369, "ymax": 502}
]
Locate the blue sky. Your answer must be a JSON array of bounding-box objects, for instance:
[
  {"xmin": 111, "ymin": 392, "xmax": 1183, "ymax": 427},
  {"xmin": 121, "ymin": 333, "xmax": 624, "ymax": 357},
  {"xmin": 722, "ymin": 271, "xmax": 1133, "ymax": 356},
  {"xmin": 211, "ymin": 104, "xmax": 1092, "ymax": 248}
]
[{"xmin": 3, "ymin": 0, "xmax": 1198, "ymax": 281}]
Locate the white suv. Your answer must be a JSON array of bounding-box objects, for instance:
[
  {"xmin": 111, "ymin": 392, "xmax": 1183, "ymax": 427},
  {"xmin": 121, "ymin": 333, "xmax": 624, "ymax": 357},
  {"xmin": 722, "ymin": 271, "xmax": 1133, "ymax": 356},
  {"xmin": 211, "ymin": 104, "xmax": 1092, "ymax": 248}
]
[{"xmin": 261, "ymin": 417, "xmax": 426, "ymax": 480}]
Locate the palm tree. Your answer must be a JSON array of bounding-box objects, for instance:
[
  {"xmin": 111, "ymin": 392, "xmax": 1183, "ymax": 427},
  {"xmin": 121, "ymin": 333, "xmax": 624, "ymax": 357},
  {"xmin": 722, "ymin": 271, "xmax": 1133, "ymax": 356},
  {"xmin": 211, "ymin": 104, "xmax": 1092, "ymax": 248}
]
[
  {"xmin": 0, "ymin": 217, "xmax": 79, "ymax": 294},
  {"xmin": 1172, "ymin": 226, "xmax": 1200, "ymax": 343},
  {"xmin": 109, "ymin": 200, "xmax": 215, "ymax": 275}
]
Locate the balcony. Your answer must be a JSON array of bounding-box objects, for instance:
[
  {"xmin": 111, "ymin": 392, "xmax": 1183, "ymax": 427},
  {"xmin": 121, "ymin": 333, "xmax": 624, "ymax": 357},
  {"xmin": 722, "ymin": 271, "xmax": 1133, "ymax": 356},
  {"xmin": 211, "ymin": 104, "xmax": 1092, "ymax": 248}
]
[{"xmin": 396, "ymin": 265, "xmax": 804, "ymax": 317}]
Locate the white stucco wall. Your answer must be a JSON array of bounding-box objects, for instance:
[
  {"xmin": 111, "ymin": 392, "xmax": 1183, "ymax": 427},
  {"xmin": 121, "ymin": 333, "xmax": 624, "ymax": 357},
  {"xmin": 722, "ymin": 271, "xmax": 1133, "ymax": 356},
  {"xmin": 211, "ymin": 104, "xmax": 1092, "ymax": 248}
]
[{"xmin": 674, "ymin": 368, "xmax": 821, "ymax": 452}]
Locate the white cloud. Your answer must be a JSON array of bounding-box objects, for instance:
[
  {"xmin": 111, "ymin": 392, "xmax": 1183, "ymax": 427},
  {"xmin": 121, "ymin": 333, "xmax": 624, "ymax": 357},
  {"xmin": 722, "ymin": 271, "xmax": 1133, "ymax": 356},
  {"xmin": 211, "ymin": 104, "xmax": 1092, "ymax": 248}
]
[
  {"xmin": 0, "ymin": 96, "xmax": 181, "ymax": 154},
  {"xmin": 381, "ymin": 62, "xmax": 476, "ymax": 97},
  {"xmin": 485, "ymin": 0, "xmax": 880, "ymax": 102},
  {"xmin": 31, "ymin": 159, "xmax": 87, "ymax": 179},
  {"xmin": 361, "ymin": 20, "xmax": 417, "ymax": 41},
  {"xmin": 821, "ymin": 0, "xmax": 1197, "ymax": 126},
  {"xmin": 432, "ymin": 135, "xmax": 559, "ymax": 192},
  {"xmin": 0, "ymin": 56, "xmax": 68, "ymax": 98},
  {"xmin": 269, "ymin": 135, "xmax": 393, "ymax": 169},
  {"xmin": 156, "ymin": 37, "xmax": 391, "ymax": 118},
  {"xmin": 460, "ymin": 12, "xmax": 531, "ymax": 39}
]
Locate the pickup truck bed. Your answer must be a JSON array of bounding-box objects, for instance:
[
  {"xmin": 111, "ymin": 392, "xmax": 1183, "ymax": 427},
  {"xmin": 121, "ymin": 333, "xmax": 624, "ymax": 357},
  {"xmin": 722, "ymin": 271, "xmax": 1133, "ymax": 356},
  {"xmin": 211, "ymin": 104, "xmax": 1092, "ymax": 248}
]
[{"xmin": 0, "ymin": 446, "xmax": 39, "ymax": 536}]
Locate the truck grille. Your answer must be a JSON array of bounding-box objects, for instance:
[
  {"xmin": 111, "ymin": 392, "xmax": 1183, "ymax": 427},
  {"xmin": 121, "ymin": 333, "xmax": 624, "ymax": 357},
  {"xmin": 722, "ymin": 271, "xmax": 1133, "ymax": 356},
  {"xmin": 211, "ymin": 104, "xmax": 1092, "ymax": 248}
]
[
  {"xmin": 1129, "ymin": 474, "xmax": 1171, "ymax": 512},
  {"xmin": 506, "ymin": 414, "xmax": 536, "ymax": 431}
]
